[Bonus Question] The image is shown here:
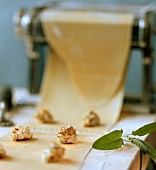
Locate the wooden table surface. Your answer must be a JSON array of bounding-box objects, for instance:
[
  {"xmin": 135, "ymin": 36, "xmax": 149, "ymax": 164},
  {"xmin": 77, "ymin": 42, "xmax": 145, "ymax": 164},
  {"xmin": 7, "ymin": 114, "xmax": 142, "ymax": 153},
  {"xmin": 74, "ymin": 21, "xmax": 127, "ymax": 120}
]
[{"xmin": 0, "ymin": 89, "xmax": 155, "ymax": 170}]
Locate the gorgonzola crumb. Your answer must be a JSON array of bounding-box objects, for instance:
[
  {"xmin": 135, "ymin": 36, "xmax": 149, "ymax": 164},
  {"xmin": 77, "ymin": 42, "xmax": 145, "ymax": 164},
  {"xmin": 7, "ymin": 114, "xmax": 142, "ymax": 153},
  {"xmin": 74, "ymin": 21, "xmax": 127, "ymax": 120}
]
[
  {"xmin": 0, "ymin": 144, "xmax": 6, "ymax": 159},
  {"xmin": 35, "ymin": 109, "xmax": 54, "ymax": 123},
  {"xmin": 83, "ymin": 110, "xmax": 100, "ymax": 127},
  {"xmin": 56, "ymin": 125, "xmax": 77, "ymax": 144},
  {"xmin": 9, "ymin": 125, "xmax": 33, "ymax": 141},
  {"xmin": 42, "ymin": 142, "xmax": 65, "ymax": 162}
]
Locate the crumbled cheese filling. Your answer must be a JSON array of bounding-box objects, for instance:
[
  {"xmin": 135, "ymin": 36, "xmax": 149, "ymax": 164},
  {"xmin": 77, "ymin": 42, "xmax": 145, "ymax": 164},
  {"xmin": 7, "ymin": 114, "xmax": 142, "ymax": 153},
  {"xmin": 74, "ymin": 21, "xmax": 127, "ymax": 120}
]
[
  {"xmin": 10, "ymin": 125, "xmax": 33, "ymax": 141},
  {"xmin": 35, "ymin": 109, "xmax": 54, "ymax": 123},
  {"xmin": 0, "ymin": 144, "xmax": 6, "ymax": 159},
  {"xmin": 42, "ymin": 142, "xmax": 65, "ymax": 162},
  {"xmin": 83, "ymin": 110, "xmax": 100, "ymax": 127},
  {"xmin": 56, "ymin": 125, "xmax": 78, "ymax": 144}
]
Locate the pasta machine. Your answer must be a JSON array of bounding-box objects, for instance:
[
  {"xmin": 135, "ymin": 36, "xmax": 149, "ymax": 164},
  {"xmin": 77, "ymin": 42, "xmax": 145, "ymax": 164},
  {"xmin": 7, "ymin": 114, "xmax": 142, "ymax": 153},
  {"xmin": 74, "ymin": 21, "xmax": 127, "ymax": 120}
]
[{"xmin": 13, "ymin": 1, "xmax": 156, "ymax": 113}]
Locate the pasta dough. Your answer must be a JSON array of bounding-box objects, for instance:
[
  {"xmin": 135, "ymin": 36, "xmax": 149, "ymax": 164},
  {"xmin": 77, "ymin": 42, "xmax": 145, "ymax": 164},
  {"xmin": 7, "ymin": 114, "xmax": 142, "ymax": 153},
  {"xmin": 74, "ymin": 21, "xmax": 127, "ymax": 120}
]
[{"xmin": 39, "ymin": 10, "xmax": 133, "ymax": 125}]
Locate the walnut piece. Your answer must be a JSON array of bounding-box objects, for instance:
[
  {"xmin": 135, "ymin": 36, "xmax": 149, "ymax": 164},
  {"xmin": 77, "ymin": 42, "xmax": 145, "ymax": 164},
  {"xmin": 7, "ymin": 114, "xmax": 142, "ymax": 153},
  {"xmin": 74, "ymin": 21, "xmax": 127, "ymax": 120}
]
[
  {"xmin": 42, "ymin": 142, "xmax": 65, "ymax": 162},
  {"xmin": 83, "ymin": 111, "xmax": 100, "ymax": 127},
  {"xmin": 35, "ymin": 109, "xmax": 53, "ymax": 123},
  {"xmin": 56, "ymin": 125, "xmax": 77, "ymax": 144},
  {"xmin": 10, "ymin": 125, "xmax": 33, "ymax": 141},
  {"xmin": 0, "ymin": 144, "xmax": 6, "ymax": 159}
]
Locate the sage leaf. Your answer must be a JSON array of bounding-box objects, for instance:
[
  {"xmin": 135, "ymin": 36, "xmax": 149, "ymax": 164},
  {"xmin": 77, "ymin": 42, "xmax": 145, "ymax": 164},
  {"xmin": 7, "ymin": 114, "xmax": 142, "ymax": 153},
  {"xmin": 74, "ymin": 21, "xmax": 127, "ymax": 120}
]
[
  {"xmin": 130, "ymin": 138, "xmax": 156, "ymax": 163},
  {"xmin": 92, "ymin": 130, "xmax": 123, "ymax": 150},
  {"xmin": 139, "ymin": 139, "xmax": 156, "ymax": 163},
  {"xmin": 132, "ymin": 122, "xmax": 156, "ymax": 136},
  {"xmin": 129, "ymin": 137, "xmax": 150, "ymax": 154}
]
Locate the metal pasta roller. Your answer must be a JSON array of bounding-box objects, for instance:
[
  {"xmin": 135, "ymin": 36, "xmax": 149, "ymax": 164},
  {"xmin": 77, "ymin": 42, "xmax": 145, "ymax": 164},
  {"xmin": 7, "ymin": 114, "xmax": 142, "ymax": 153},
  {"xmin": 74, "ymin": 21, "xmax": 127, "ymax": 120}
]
[
  {"xmin": 0, "ymin": 86, "xmax": 14, "ymax": 126},
  {"xmin": 13, "ymin": 1, "xmax": 156, "ymax": 113}
]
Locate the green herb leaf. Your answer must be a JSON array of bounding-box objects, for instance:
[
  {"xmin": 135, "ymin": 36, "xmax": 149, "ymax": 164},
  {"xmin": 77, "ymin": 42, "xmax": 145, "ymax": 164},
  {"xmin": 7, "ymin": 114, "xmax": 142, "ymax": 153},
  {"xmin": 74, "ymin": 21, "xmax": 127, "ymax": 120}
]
[
  {"xmin": 92, "ymin": 129, "xmax": 123, "ymax": 150},
  {"xmin": 129, "ymin": 137, "xmax": 150, "ymax": 154},
  {"xmin": 130, "ymin": 137, "xmax": 156, "ymax": 163},
  {"xmin": 132, "ymin": 122, "xmax": 156, "ymax": 136},
  {"xmin": 139, "ymin": 139, "xmax": 156, "ymax": 163}
]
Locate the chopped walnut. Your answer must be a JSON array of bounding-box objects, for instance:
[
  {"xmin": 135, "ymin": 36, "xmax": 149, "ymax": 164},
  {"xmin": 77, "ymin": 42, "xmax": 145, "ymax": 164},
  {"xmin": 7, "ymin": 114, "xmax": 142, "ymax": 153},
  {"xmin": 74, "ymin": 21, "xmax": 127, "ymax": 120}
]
[
  {"xmin": 83, "ymin": 111, "xmax": 100, "ymax": 127},
  {"xmin": 42, "ymin": 142, "xmax": 65, "ymax": 162},
  {"xmin": 0, "ymin": 144, "xmax": 6, "ymax": 159},
  {"xmin": 10, "ymin": 125, "xmax": 33, "ymax": 141},
  {"xmin": 35, "ymin": 109, "xmax": 54, "ymax": 123},
  {"xmin": 56, "ymin": 125, "xmax": 77, "ymax": 144}
]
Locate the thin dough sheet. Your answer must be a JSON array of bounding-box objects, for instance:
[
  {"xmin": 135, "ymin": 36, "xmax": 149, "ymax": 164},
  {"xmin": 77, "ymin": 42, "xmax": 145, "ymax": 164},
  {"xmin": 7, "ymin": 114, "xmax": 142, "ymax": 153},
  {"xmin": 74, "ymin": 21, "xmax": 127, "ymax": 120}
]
[{"xmin": 38, "ymin": 10, "xmax": 133, "ymax": 126}]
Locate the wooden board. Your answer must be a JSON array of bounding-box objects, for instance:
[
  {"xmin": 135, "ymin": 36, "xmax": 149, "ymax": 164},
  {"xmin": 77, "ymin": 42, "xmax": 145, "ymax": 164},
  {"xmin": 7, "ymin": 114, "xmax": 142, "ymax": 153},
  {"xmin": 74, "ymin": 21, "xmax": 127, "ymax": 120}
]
[
  {"xmin": 82, "ymin": 112, "xmax": 156, "ymax": 170},
  {"xmin": 0, "ymin": 108, "xmax": 155, "ymax": 170}
]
